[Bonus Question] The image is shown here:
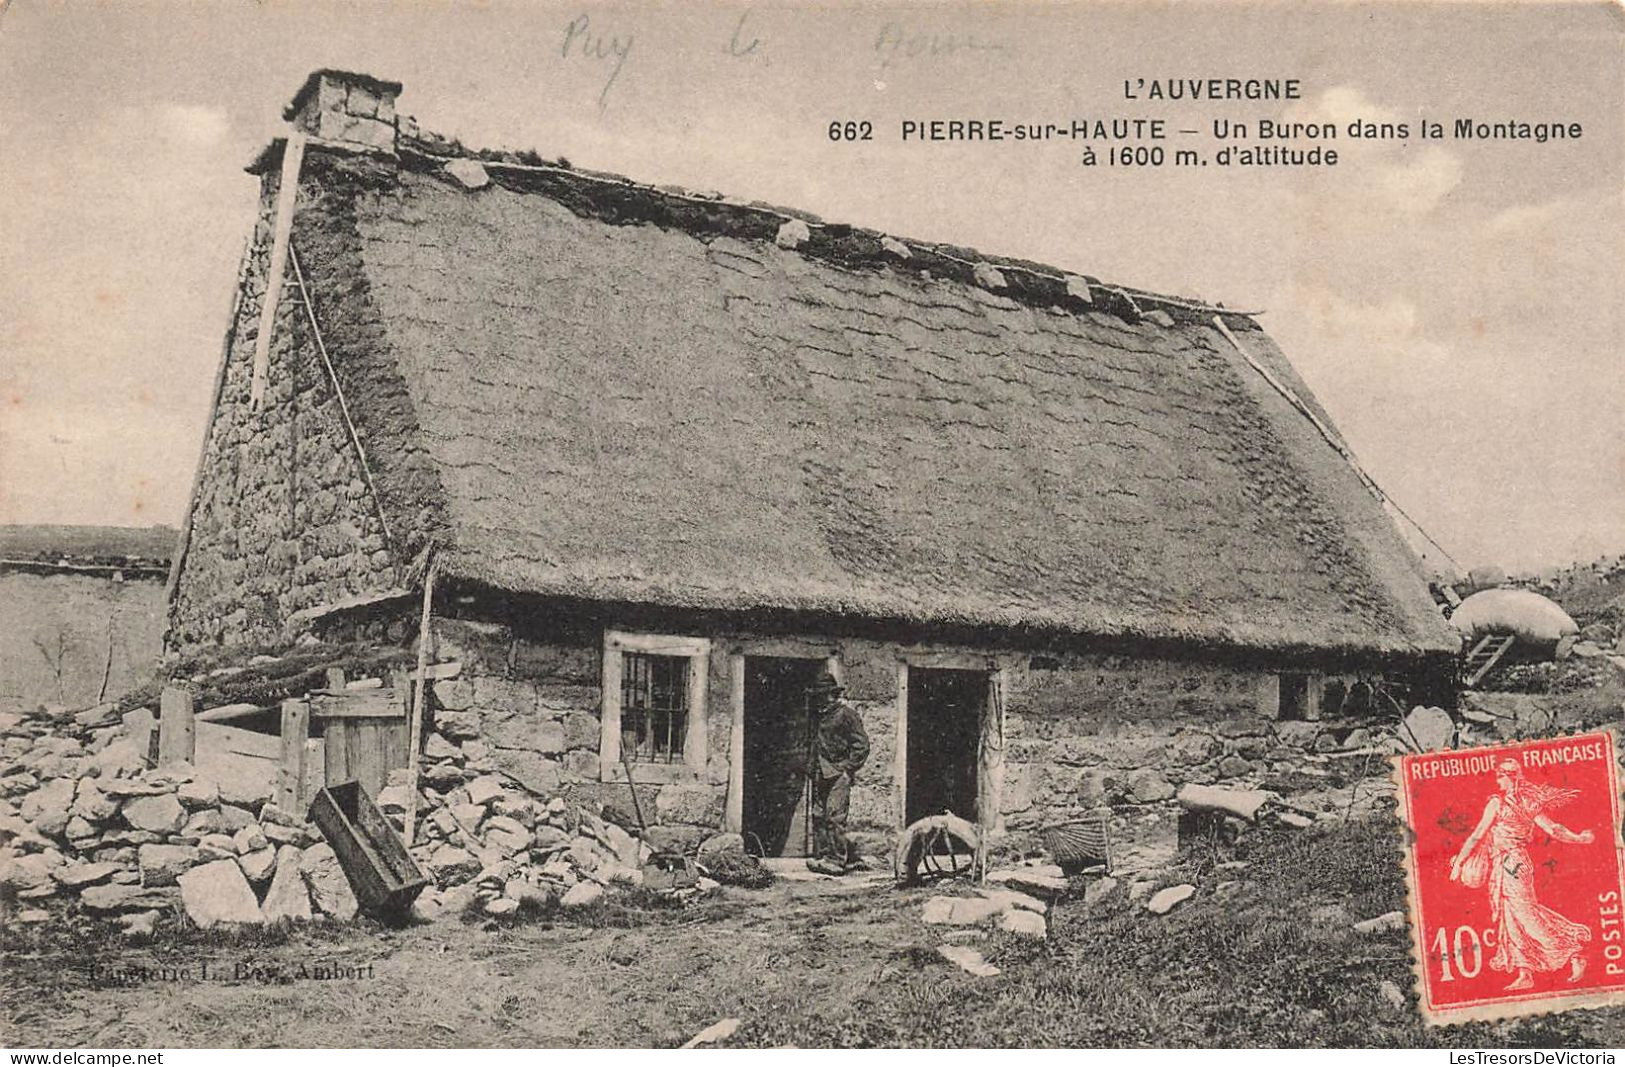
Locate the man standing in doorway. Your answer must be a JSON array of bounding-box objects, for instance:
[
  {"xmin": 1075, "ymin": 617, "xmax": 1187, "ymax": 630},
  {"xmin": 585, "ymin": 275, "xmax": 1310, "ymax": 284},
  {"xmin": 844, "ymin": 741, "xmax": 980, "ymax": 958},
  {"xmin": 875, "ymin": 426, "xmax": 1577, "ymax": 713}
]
[{"xmin": 805, "ymin": 672, "xmax": 870, "ymax": 875}]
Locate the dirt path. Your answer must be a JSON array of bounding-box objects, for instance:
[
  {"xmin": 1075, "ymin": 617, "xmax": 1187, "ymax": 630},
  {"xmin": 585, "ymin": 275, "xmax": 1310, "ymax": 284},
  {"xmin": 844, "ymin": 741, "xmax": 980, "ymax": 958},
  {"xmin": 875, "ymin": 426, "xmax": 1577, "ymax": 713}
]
[{"xmin": 6, "ymin": 872, "xmax": 936, "ymax": 1048}]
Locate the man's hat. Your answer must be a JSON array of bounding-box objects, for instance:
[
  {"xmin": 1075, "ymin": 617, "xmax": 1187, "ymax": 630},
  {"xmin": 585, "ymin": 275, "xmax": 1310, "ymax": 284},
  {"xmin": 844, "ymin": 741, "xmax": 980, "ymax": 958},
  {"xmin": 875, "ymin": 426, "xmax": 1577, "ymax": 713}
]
[{"xmin": 805, "ymin": 671, "xmax": 844, "ymax": 694}]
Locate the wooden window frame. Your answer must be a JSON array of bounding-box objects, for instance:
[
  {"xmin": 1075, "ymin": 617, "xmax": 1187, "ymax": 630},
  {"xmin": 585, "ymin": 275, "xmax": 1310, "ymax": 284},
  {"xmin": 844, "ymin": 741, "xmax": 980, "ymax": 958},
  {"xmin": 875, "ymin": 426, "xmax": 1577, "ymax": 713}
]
[{"xmin": 600, "ymin": 630, "xmax": 711, "ymax": 785}]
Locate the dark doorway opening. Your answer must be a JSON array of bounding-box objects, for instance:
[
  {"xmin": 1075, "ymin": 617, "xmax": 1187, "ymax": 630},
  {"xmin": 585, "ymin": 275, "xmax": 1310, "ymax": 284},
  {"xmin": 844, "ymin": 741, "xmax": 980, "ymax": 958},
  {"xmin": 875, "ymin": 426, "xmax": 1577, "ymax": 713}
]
[
  {"xmin": 742, "ymin": 656, "xmax": 825, "ymax": 857},
  {"xmin": 906, "ymin": 667, "xmax": 985, "ymax": 826}
]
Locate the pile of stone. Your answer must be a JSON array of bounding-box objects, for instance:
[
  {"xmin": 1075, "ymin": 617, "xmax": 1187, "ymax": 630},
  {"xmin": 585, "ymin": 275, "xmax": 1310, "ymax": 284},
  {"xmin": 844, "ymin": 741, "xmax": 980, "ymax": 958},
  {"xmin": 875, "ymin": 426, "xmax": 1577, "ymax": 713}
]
[
  {"xmin": 384, "ymin": 767, "xmax": 669, "ymax": 923},
  {"xmin": 0, "ymin": 702, "xmax": 353, "ymax": 933},
  {"xmin": 380, "ymin": 712, "xmax": 727, "ymax": 923},
  {"xmin": 1, "ymin": 695, "xmax": 722, "ymax": 935}
]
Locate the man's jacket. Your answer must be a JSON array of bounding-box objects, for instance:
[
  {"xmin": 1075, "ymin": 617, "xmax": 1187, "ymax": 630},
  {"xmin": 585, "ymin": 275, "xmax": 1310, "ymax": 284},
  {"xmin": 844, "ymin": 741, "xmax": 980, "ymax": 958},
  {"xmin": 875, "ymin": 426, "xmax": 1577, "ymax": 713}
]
[{"xmin": 817, "ymin": 701, "xmax": 871, "ymax": 780}]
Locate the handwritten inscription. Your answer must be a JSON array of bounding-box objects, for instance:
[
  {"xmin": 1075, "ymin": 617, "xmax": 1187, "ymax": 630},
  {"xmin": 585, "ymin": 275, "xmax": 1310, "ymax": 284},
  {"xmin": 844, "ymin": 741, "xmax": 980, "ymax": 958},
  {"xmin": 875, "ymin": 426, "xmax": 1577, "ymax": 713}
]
[
  {"xmin": 873, "ymin": 23, "xmax": 1009, "ymax": 69},
  {"xmin": 561, "ymin": 14, "xmax": 634, "ymax": 110}
]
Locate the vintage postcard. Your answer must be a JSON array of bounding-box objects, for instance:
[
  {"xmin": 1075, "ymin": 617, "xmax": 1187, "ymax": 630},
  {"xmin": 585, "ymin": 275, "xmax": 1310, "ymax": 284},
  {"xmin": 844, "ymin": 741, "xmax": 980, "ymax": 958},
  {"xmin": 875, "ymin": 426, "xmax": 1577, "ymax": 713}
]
[{"xmin": 1, "ymin": 0, "xmax": 1622, "ymax": 1055}]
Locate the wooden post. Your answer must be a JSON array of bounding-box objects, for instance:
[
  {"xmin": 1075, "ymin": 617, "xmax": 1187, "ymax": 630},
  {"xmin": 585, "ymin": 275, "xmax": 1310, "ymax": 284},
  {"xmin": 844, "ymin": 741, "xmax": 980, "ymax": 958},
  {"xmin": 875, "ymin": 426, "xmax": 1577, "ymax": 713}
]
[
  {"xmin": 277, "ymin": 698, "xmax": 310, "ymax": 814},
  {"xmin": 325, "ymin": 667, "xmax": 348, "ymax": 691},
  {"xmin": 158, "ymin": 686, "xmax": 196, "ymax": 766},
  {"xmin": 403, "ymin": 554, "xmax": 437, "ymax": 846}
]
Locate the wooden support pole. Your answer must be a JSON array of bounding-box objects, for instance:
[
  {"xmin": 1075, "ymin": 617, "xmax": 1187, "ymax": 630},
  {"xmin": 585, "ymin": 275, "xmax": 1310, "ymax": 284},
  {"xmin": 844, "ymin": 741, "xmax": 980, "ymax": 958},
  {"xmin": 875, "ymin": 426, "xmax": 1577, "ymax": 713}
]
[
  {"xmin": 277, "ymin": 697, "xmax": 311, "ymax": 815},
  {"xmin": 403, "ymin": 554, "xmax": 438, "ymax": 846},
  {"xmin": 158, "ymin": 686, "xmax": 196, "ymax": 766}
]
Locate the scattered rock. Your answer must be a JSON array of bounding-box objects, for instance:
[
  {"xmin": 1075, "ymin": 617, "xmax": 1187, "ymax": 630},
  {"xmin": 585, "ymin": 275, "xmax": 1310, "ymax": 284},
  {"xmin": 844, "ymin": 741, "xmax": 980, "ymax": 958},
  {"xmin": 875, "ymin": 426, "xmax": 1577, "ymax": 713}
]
[
  {"xmin": 52, "ymin": 861, "xmax": 120, "ymax": 889},
  {"xmin": 1127, "ymin": 768, "xmax": 1175, "ymax": 803},
  {"xmin": 775, "ymin": 218, "xmax": 810, "ymax": 249},
  {"xmin": 937, "ymin": 944, "xmax": 999, "ymax": 978},
  {"xmin": 482, "ymin": 815, "xmax": 531, "ymax": 855},
  {"xmin": 998, "ymin": 908, "xmax": 1047, "ymax": 938},
  {"xmin": 119, "ymin": 910, "xmax": 159, "ymax": 941},
  {"xmin": 71, "ymin": 779, "xmax": 117, "ymax": 822},
  {"xmin": 977, "ymin": 887, "xmax": 1047, "ymax": 914},
  {"xmin": 1400, "ymin": 706, "xmax": 1454, "ymax": 753},
  {"xmin": 233, "ymin": 825, "xmax": 269, "ymax": 855},
  {"xmin": 465, "ymin": 775, "xmax": 505, "ymax": 807},
  {"xmin": 300, "ymin": 843, "xmax": 359, "ymax": 920},
  {"xmin": 16, "ymin": 908, "xmax": 50, "ymax": 923},
  {"xmin": 122, "ymin": 795, "xmax": 187, "ymax": 834},
  {"xmin": 261, "ymin": 846, "xmax": 312, "ymax": 922},
  {"xmin": 679, "ymin": 1017, "xmax": 743, "ymax": 1049},
  {"xmin": 238, "ymin": 846, "xmax": 277, "ymax": 886},
  {"xmin": 484, "ymin": 897, "xmax": 519, "ymax": 917},
  {"xmin": 137, "ymin": 843, "xmax": 200, "ymax": 887},
  {"xmin": 697, "ymin": 831, "xmax": 744, "ymax": 858},
  {"xmin": 21, "ymin": 778, "xmax": 76, "ymax": 836},
  {"xmin": 1146, "ymin": 884, "xmax": 1196, "ymax": 915},
  {"xmin": 178, "ymin": 859, "xmax": 264, "ymax": 928},
  {"xmin": 1082, "ymin": 876, "xmax": 1119, "ymax": 907},
  {"xmin": 426, "ymin": 845, "xmax": 481, "ymax": 883},
  {"xmin": 444, "ymin": 158, "xmax": 490, "ymax": 190},
  {"xmin": 176, "ymin": 778, "xmax": 220, "ymax": 810},
  {"xmin": 1277, "ymin": 812, "xmax": 1316, "ymax": 830},
  {"xmin": 985, "ymin": 865, "xmax": 1068, "ymax": 898},
  {"xmin": 561, "ymin": 881, "xmax": 604, "ymax": 908},
  {"xmin": 922, "ymin": 895, "xmax": 1007, "ymax": 926},
  {"xmin": 1353, "ymin": 910, "xmax": 1406, "ymax": 935}
]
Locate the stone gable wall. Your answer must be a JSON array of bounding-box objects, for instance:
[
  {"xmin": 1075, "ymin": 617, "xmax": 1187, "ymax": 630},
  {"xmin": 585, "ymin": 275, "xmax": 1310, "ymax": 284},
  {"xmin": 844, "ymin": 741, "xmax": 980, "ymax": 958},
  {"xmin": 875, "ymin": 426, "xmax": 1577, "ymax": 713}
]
[{"xmin": 167, "ymin": 176, "xmax": 397, "ymax": 653}]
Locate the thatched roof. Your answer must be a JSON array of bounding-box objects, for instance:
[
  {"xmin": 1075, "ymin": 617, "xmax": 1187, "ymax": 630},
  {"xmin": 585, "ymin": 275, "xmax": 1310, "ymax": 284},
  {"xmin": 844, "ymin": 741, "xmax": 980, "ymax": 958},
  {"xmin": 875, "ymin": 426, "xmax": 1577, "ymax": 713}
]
[{"xmin": 283, "ymin": 141, "xmax": 1458, "ymax": 660}]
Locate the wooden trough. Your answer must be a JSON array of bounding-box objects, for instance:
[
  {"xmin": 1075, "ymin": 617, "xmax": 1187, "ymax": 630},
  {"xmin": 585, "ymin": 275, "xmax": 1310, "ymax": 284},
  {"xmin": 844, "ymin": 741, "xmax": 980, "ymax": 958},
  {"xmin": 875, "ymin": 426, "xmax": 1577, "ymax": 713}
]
[{"xmin": 308, "ymin": 781, "xmax": 428, "ymax": 919}]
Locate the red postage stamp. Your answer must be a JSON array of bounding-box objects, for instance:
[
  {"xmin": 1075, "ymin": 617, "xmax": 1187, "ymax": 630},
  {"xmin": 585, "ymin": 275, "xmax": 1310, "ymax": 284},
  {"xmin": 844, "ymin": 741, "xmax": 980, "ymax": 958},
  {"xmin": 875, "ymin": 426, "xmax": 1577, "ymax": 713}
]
[{"xmin": 1396, "ymin": 730, "xmax": 1625, "ymax": 1024}]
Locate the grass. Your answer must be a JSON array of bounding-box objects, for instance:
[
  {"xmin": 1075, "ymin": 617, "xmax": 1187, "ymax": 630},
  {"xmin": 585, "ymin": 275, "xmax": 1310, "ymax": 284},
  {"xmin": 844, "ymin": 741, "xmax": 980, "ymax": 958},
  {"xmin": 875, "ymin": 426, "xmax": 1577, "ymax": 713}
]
[
  {"xmin": 5, "ymin": 815, "xmax": 1623, "ymax": 1047},
  {"xmin": 731, "ymin": 815, "xmax": 1625, "ymax": 1048}
]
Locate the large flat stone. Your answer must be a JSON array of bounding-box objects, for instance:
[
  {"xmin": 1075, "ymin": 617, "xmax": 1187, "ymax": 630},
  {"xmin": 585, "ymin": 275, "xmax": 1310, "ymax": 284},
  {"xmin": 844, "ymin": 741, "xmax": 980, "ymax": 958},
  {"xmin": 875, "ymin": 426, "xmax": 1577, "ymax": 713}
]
[
  {"xmin": 178, "ymin": 860, "xmax": 263, "ymax": 928},
  {"xmin": 299, "ymin": 843, "xmax": 359, "ymax": 920},
  {"xmin": 261, "ymin": 846, "xmax": 312, "ymax": 922},
  {"xmin": 122, "ymin": 794, "xmax": 187, "ymax": 834},
  {"xmin": 138, "ymin": 843, "xmax": 200, "ymax": 887}
]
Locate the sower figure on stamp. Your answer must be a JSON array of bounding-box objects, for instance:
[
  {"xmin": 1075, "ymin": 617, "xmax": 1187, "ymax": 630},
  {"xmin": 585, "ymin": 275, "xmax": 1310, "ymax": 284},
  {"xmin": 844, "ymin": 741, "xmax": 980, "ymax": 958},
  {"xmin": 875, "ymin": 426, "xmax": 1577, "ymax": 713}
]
[
  {"xmin": 1449, "ymin": 758, "xmax": 1596, "ymax": 991},
  {"xmin": 803, "ymin": 672, "xmax": 870, "ymax": 876}
]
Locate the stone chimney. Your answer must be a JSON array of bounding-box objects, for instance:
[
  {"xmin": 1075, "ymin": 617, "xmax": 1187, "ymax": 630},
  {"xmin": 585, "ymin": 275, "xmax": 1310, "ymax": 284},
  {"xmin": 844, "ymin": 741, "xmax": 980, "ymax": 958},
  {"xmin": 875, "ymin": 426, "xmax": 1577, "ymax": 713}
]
[{"xmin": 282, "ymin": 70, "xmax": 400, "ymax": 153}]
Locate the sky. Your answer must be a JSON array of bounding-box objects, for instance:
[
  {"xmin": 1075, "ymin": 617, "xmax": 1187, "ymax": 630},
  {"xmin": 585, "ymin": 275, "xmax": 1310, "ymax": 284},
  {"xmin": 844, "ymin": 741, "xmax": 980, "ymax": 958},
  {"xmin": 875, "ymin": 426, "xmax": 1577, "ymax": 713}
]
[{"xmin": 0, "ymin": 0, "xmax": 1620, "ymax": 575}]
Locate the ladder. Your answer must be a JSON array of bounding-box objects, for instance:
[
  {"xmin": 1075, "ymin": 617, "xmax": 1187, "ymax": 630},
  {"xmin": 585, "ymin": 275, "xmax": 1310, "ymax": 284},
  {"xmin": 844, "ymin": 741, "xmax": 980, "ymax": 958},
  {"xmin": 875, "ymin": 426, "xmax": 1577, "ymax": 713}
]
[{"xmin": 1463, "ymin": 634, "xmax": 1515, "ymax": 688}]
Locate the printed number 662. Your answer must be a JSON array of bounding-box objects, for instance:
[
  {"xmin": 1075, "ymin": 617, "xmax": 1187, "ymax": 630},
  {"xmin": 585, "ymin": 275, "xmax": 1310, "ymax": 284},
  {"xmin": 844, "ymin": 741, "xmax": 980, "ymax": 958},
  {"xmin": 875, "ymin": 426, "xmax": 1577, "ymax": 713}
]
[{"xmin": 828, "ymin": 121, "xmax": 874, "ymax": 141}]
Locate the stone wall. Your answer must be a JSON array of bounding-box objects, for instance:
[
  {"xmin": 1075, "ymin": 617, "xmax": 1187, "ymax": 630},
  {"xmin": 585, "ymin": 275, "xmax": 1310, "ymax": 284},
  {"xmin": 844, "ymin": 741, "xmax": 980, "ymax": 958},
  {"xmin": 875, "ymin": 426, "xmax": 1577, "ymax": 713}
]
[
  {"xmin": 415, "ymin": 610, "xmax": 1381, "ymax": 862},
  {"xmin": 167, "ymin": 174, "xmax": 398, "ymax": 653}
]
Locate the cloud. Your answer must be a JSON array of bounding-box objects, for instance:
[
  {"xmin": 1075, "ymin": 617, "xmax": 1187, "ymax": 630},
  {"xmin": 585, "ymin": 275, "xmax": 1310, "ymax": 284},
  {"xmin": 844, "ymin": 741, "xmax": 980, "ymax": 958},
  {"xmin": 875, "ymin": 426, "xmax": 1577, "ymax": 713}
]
[
  {"xmin": 154, "ymin": 103, "xmax": 230, "ymax": 147},
  {"xmin": 1287, "ymin": 84, "xmax": 1404, "ymax": 130},
  {"xmin": 1374, "ymin": 146, "xmax": 1464, "ymax": 217}
]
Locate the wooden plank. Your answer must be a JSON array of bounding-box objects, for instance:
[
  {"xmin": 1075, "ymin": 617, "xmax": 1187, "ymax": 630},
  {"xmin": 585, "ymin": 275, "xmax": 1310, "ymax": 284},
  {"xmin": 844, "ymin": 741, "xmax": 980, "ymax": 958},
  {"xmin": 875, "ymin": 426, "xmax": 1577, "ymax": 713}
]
[
  {"xmin": 404, "ymin": 559, "xmax": 436, "ymax": 847},
  {"xmin": 303, "ymin": 738, "xmax": 326, "ymax": 809},
  {"xmin": 353, "ymin": 721, "xmax": 385, "ymax": 797},
  {"xmin": 311, "ymin": 688, "xmax": 404, "ymax": 719},
  {"xmin": 197, "ymin": 721, "xmax": 282, "ymax": 761},
  {"xmin": 196, "ymin": 703, "xmax": 266, "ymax": 724},
  {"xmin": 249, "ymin": 130, "xmax": 306, "ymax": 409},
  {"xmin": 276, "ymin": 698, "xmax": 310, "ymax": 813},
  {"xmin": 158, "ymin": 687, "xmax": 197, "ymax": 765},
  {"xmin": 325, "ymin": 722, "xmax": 351, "ymax": 786}
]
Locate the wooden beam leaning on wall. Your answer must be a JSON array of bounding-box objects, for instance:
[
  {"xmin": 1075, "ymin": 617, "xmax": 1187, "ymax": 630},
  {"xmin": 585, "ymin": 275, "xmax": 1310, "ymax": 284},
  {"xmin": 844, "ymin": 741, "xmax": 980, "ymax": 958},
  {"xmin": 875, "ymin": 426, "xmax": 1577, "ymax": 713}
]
[{"xmin": 404, "ymin": 553, "xmax": 438, "ymax": 846}]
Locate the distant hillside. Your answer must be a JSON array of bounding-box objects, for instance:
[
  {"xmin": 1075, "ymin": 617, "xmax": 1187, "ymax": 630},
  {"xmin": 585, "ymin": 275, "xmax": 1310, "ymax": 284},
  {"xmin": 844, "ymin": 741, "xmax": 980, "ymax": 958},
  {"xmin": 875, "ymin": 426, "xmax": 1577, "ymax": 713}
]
[{"xmin": 0, "ymin": 524, "xmax": 177, "ymax": 564}]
